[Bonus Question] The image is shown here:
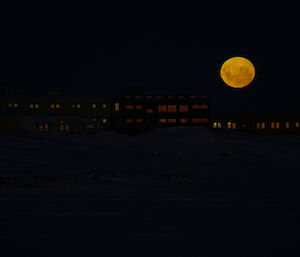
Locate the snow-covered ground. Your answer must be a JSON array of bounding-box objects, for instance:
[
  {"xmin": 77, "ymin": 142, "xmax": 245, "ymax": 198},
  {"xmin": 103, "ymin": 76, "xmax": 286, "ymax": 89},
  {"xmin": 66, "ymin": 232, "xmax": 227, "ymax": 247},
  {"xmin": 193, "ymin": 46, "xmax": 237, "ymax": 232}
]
[{"xmin": 1, "ymin": 128, "xmax": 300, "ymax": 256}]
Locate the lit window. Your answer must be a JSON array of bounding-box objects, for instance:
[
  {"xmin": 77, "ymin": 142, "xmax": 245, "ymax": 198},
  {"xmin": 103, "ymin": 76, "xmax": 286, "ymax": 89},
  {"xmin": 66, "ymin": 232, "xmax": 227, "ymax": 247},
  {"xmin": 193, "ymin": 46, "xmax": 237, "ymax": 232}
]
[
  {"xmin": 200, "ymin": 104, "xmax": 208, "ymax": 109},
  {"xmin": 218, "ymin": 122, "xmax": 222, "ymax": 128},
  {"xmin": 115, "ymin": 103, "xmax": 120, "ymax": 111},
  {"xmin": 158, "ymin": 105, "xmax": 167, "ymax": 113},
  {"xmin": 29, "ymin": 104, "xmax": 34, "ymax": 109},
  {"xmin": 167, "ymin": 105, "xmax": 177, "ymax": 113},
  {"xmin": 296, "ymin": 122, "xmax": 300, "ymax": 128},
  {"xmin": 8, "ymin": 103, "xmax": 13, "ymax": 108},
  {"xmin": 72, "ymin": 104, "xmax": 75, "ymax": 108},
  {"xmin": 76, "ymin": 104, "xmax": 80, "ymax": 109},
  {"xmin": 227, "ymin": 122, "xmax": 232, "ymax": 129},
  {"xmin": 125, "ymin": 105, "xmax": 134, "ymax": 110},
  {"xmin": 126, "ymin": 118, "xmax": 133, "ymax": 124},
  {"xmin": 146, "ymin": 109, "xmax": 153, "ymax": 114},
  {"xmin": 102, "ymin": 119, "xmax": 107, "ymax": 124},
  {"xmin": 136, "ymin": 105, "xmax": 143, "ymax": 110},
  {"xmin": 65, "ymin": 124, "xmax": 69, "ymax": 131},
  {"xmin": 261, "ymin": 122, "xmax": 265, "ymax": 129},
  {"xmin": 257, "ymin": 122, "xmax": 261, "ymax": 129},
  {"xmin": 92, "ymin": 104, "xmax": 97, "ymax": 109},
  {"xmin": 159, "ymin": 119, "xmax": 167, "ymax": 124},
  {"xmin": 192, "ymin": 118, "xmax": 201, "ymax": 123},
  {"xmin": 276, "ymin": 122, "xmax": 280, "ymax": 129},
  {"xmin": 232, "ymin": 122, "xmax": 237, "ymax": 129},
  {"xmin": 35, "ymin": 104, "xmax": 39, "ymax": 109},
  {"xmin": 87, "ymin": 124, "xmax": 94, "ymax": 129},
  {"xmin": 168, "ymin": 96, "xmax": 174, "ymax": 99},
  {"xmin": 60, "ymin": 124, "xmax": 64, "ymax": 131},
  {"xmin": 213, "ymin": 122, "xmax": 217, "ymax": 129},
  {"xmin": 271, "ymin": 122, "xmax": 275, "ymax": 129},
  {"xmin": 180, "ymin": 118, "xmax": 188, "ymax": 124},
  {"xmin": 102, "ymin": 103, "xmax": 107, "ymax": 109},
  {"xmin": 168, "ymin": 119, "xmax": 176, "ymax": 124},
  {"xmin": 44, "ymin": 123, "xmax": 49, "ymax": 130},
  {"xmin": 56, "ymin": 104, "xmax": 61, "ymax": 109},
  {"xmin": 179, "ymin": 105, "xmax": 188, "ymax": 112},
  {"xmin": 50, "ymin": 104, "xmax": 55, "ymax": 109},
  {"xmin": 286, "ymin": 122, "xmax": 290, "ymax": 129},
  {"xmin": 192, "ymin": 105, "xmax": 199, "ymax": 109},
  {"xmin": 200, "ymin": 118, "xmax": 208, "ymax": 123},
  {"xmin": 136, "ymin": 119, "xmax": 143, "ymax": 124},
  {"xmin": 39, "ymin": 125, "xmax": 43, "ymax": 131},
  {"xmin": 14, "ymin": 103, "xmax": 18, "ymax": 108}
]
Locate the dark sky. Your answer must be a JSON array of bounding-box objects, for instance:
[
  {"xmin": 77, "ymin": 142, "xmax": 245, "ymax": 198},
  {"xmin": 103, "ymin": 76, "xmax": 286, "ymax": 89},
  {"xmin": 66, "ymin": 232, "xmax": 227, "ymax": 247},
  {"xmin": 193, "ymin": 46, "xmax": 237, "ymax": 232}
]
[{"xmin": 0, "ymin": 1, "xmax": 299, "ymax": 114}]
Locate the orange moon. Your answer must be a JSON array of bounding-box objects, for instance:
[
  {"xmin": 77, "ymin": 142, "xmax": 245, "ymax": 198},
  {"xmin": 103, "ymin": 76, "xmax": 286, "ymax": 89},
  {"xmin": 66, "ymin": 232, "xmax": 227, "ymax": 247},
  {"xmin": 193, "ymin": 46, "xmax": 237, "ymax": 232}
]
[{"xmin": 220, "ymin": 57, "xmax": 255, "ymax": 88}]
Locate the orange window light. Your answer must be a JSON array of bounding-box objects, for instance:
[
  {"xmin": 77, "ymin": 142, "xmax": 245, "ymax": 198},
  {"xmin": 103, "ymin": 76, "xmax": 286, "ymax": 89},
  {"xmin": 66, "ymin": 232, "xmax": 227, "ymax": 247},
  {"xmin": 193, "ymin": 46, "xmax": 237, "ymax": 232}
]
[
  {"xmin": 168, "ymin": 119, "xmax": 176, "ymax": 123},
  {"xmin": 159, "ymin": 119, "xmax": 167, "ymax": 124},
  {"xmin": 167, "ymin": 105, "xmax": 177, "ymax": 113},
  {"xmin": 179, "ymin": 105, "xmax": 188, "ymax": 112},
  {"xmin": 136, "ymin": 119, "xmax": 143, "ymax": 124},
  {"xmin": 158, "ymin": 105, "xmax": 167, "ymax": 113},
  {"xmin": 126, "ymin": 119, "xmax": 133, "ymax": 124},
  {"xmin": 180, "ymin": 118, "xmax": 188, "ymax": 124},
  {"xmin": 146, "ymin": 109, "xmax": 153, "ymax": 114},
  {"xmin": 125, "ymin": 105, "xmax": 134, "ymax": 110},
  {"xmin": 136, "ymin": 105, "xmax": 143, "ymax": 110}
]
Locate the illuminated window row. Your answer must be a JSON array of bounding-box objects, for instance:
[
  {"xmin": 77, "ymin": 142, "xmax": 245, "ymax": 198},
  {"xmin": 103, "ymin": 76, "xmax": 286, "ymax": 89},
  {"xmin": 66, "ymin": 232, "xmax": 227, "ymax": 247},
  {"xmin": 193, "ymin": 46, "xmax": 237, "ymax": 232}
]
[
  {"xmin": 124, "ymin": 95, "xmax": 207, "ymax": 99},
  {"xmin": 29, "ymin": 104, "xmax": 40, "ymax": 109},
  {"xmin": 8, "ymin": 103, "xmax": 19, "ymax": 108},
  {"xmin": 126, "ymin": 118, "xmax": 143, "ymax": 124},
  {"xmin": 212, "ymin": 122, "xmax": 236, "ymax": 129},
  {"xmin": 213, "ymin": 121, "xmax": 300, "ymax": 129},
  {"xmin": 39, "ymin": 123, "xmax": 49, "ymax": 132},
  {"xmin": 159, "ymin": 118, "xmax": 208, "ymax": 124}
]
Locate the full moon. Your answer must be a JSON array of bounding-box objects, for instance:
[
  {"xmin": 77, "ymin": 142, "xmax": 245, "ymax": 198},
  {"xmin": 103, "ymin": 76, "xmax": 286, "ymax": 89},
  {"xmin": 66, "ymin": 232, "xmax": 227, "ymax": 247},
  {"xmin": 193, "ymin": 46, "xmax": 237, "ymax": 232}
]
[{"xmin": 220, "ymin": 57, "xmax": 255, "ymax": 88}]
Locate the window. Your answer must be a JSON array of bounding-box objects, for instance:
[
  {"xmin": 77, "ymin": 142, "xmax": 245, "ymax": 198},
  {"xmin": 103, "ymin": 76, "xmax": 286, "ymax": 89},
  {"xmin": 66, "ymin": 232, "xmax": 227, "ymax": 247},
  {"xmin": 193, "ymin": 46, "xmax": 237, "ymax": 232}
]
[
  {"xmin": 136, "ymin": 119, "xmax": 143, "ymax": 124},
  {"xmin": 296, "ymin": 122, "xmax": 300, "ymax": 128},
  {"xmin": 146, "ymin": 109, "xmax": 153, "ymax": 114},
  {"xmin": 92, "ymin": 104, "xmax": 97, "ymax": 109},
  {"xmin": 179, "ymin": 105, "xmax": 188, "ymax": 112},
  {"xmin": 227, "ymin": 122, "xmax": 232, "ymax": 129},
  {"xmin": 261, "ymin": 122, "xmax": 265, "ymax": 129},
  {"xmin": 13, "ymin": 103, "xmax": 18, "ymax": 108},
  {"xmin": 192, "ymin": 118, "xmax": 201, "ymax": 123},
  {"xmin": 29, "ymin": 104, "xmax": 34, "ymax": 109},
  {"xmin": 39, "ymin": 123, "xmax": 49, "ymax": 132},
  {"xmin": 114, "ymin": 103, "xmax": 120, "ymax": 111},
  {"xmin": 87, "ymin": 124, "xmax": 94, "ymax": 129},
  {"xmin": 167, "ymin": 105, "xmax": 177, "ymax": 113},
  {"xmin": 276, "ymin": 122, "xmax": 280, "ymax": 129},
  {"xmin": 125, "ymin": 105, "xmax": 134, "ymax": 110},
  {"xmin": 102, "ymin": 119, "xmax": 107, "ymax": 124},
  {"xmin": 125, "ymin": 118, "xmax": 133, "ymax": 124},
  {"xmin": 65, "ymin": 124, "xmax": 70, "ymax": 131},
  {"xmin": 56, "ymin": 104, "xmax": 61, "ymax": 109},
  {"xmin": 158, "ymin": 105, "xmax": 167, "ymax": 113},
  {"xmin": 232, "ymin": 123, "xmax": 237, "ymax": 129},
  {"xmin": 168, "ymin": 119, "xmax": 176, "ymax": 124},
  {"xmin": 271, "ymin": 122, "xmax": 275, "ymax": 129},
  {"xmin": 159, "ymin": 119, "xmax": 167, "ymax": 124},
  {"xmin": 192, "ymin": 105, "xmax": 201, "ymax": 109},
  {"xmin": 213, "ymin": 122, "xmax": 217, "ymax": 129},
  {"xmin": 50, "ymin": 104, "xmax": 55, "ymax": 109},
  {"xmin": 102, "ymin": 103, "xmax": 107, "ymax": 109},
  {"xmin": 168, "ymin": 96, "xmax": 174, "ymax": 99},
  {"xmin": 136, "ymin": 105, "xmax": 143, "ymax": 110},
  {"xmin": 286, "ymin": 122, "xmax": 290, "ymax": 129},
  {"xmin": 60, "ymin": 124, "xmax": 64, "ymax": 131},
  {"xmin": 8, "ymin": 103, "xmax": 13, "ymax": 108},
  {"xmin": 256, "ymin": 122, "xmax": 261, "ymax": 129},
  {"xmin": 218, "ymin": 122, "xmax": 222, "ymax": 128},
  {"xmin": 180, "ymin": 118, "xmax": 188, "ymax": 124},
  {"xmin": 200, "ymin": 104, "xmax": 208, "ymax": 109},
  {"xmin": 35, "ymin": 104, "xmax": 39, "ymax": 109},
  {"xmin": 200, "ymin": 118, "xmax": 208, "ymax": 123}
]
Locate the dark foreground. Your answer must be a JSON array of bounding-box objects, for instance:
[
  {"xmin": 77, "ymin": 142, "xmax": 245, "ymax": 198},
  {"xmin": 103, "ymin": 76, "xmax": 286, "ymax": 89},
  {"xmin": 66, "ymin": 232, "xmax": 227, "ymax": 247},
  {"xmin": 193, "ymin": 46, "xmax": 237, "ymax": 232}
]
[{"xmin": 0, "ymin": 128, "xmax": 300, "ymax": 256}]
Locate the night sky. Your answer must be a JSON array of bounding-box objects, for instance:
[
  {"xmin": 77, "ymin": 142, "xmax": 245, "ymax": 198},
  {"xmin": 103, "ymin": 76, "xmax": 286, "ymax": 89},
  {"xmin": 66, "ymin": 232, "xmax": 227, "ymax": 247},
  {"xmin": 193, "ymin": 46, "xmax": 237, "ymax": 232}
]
[{"xmin": 0, "ymin": 1, "xmax": 299, "ymax": 114}]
